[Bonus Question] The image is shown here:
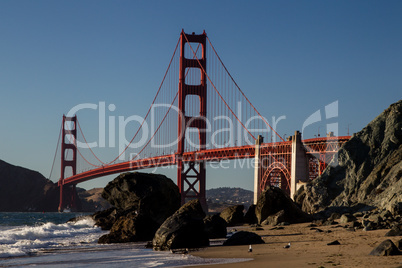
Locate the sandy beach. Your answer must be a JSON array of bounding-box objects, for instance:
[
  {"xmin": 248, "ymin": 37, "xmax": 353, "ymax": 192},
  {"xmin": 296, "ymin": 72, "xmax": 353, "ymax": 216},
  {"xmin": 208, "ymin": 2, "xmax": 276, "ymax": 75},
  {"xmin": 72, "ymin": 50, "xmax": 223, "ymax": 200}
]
[{"xmin": 190, "ymin": 223, "xmax": 402, "ymax": 268}]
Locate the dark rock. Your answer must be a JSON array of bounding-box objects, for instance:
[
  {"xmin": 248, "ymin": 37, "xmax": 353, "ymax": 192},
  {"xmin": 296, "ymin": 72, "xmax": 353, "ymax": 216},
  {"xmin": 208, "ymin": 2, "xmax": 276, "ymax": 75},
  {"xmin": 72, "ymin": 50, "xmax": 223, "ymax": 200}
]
[
  {"xmin": 219, "ymin": 205, "xmax": 244, "ymax": 226},
  {"xmin": 262, "ymin": 210, "xmax": 286, "ymax": 226},
  {"xmin": 244, "ymin": 204, "xmax": 257, "ymax": 224},
  {"xmin": 369, "ymin": 214, "xmax": 383, "ymax": 225},
  {"xmin": 380, "ymin": 210, "xmax": 393, "ymax": 219},
  {"xmin": 295, "ymin": 101, "xmax": 402, "ymax": 214},
  {"xmin": 255, "ymin": 186, "xmax": 312, "ymax": 224},
  {"xmin": 396, "ymin": 239, "xmax": 402, "ymax": 250},
  {"xmin": 353, "ymin": 212, "xmax": 364, "ymax": 218},
  {"xmin": 203, "ymin": 214, "xmax": 227, "ymax": 239},
  {"xmin": 153, "ymin": 199, "xmax": 209, "ymax": 251},
  {"xmin": 352, "ymin": 221, "xmax": 361, "ymax": 229},
  {"xmin": 323, "ymin": 220, "xmax": 338, "ymax": 226},
  {"xmin": 327, "ymin": 240, "xmax": 341, "ymax": 245},
  {"xmin": 385, "ymin": 224, "xmax": 402, "ymax": 236},
  {"xmin": 98, "ymin": 212, "xmax": 159, "ymax": 244},
  {"xmin": 390, "ymin": 202, "xmax": 402, "ymax": 216},
  {"xmin": 328, "ymin": 212, "xmax": 341, "ymax": 221},
  {"xmin": 92, "ymin": 207, "xmax": 119, "ymax": 230},
  {"xmin": 95, "ymin": 172, "xmax": 181, "ymax": 244},
  {"xmin": 312, "ymin": 228, "xmax": 323, "ymax": 233},
  {"xmin": 223, "ymin": 231, "xmax": 265, "ymax": 246},
  {"xmin": 102, "ymin": 172, "xmax": 181, "ymax": 225},
  {"xmin": 369, "ymin": 239, "xmax": 401, "ymax": 256},
  {"xmin": 339, "ymin": 214, "xmax": 357, "ymax": 224}
]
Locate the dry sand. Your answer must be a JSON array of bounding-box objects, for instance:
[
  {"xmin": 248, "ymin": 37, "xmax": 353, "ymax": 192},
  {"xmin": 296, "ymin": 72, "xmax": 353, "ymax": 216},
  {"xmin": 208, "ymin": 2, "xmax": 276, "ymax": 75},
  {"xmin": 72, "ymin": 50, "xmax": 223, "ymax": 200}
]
[{"xmin": 190, "ymin": 222, "xmax": 402, "ymax": 268}]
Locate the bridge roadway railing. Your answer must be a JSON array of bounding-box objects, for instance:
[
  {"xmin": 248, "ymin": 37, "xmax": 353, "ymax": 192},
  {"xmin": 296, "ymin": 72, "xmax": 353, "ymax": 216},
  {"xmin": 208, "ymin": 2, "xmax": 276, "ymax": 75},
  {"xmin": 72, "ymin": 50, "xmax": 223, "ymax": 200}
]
[
  {"xmin": 60, "ymin": 136, "xmax": 350, "ymax": 186},
  {"xmin": 61, "ymin": 144, "xmax": 257, "ymax": 186}
]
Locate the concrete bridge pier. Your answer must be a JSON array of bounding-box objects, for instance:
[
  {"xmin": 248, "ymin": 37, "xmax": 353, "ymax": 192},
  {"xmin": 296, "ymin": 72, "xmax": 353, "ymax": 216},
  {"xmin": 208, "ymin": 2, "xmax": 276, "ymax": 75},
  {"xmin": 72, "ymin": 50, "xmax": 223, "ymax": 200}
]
[
  {"xmin": 290, "ymin": 131, "xmax": 309, "ymax": 199},
  {"xmin": 253, "ymin": 135, "xmax": 263, "ymax": 204}
]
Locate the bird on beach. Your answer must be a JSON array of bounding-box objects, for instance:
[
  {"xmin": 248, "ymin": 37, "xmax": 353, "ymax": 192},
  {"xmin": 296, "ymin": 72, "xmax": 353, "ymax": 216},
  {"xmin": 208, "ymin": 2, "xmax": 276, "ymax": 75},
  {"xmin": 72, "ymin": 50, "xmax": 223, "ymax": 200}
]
[
  {"xmin": 284, "ymin": 242, "xmax": 291, "ymax": 249},
  {"xmin": 248, "ymin": 245, "xmax": 252, "ymax": 253}
]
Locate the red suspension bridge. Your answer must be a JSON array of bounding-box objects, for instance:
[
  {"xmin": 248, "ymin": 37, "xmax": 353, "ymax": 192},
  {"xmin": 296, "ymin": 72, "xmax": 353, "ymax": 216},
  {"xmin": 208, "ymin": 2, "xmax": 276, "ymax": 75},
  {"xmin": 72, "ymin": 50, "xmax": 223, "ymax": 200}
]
[{"xmin": 50, "ymin": 30, "xmax": 350, "ymax": 211}]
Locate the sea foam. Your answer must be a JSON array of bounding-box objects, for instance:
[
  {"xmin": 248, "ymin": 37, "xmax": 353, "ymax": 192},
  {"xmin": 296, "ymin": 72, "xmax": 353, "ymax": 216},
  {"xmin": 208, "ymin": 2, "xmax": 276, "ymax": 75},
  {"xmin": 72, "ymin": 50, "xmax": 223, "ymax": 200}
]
[{"xmin": 0, "ymin": 217, "xmax": 104, "ymax": 258}]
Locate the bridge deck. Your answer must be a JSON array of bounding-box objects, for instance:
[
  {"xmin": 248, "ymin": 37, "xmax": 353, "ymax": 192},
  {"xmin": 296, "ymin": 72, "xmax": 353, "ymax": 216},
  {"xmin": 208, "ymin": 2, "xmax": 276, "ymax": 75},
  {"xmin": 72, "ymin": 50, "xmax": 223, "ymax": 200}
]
[{"xmin": 60, "ymin": 136, "xmax": 350, "ymax": 186}]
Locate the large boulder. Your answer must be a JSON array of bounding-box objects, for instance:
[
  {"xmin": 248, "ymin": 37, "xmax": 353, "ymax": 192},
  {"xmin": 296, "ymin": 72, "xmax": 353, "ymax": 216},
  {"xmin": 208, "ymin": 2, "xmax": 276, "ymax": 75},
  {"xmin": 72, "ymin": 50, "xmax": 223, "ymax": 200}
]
[
  {"xmin": 244, "ymin": 204, "xmax": 258, "ymax": 224},
  {"xmin": 255, "ymin": 186, "xmax": 312, "ymax": 224},
  {"xmin": 153, "ymin": 199, "xmax": 209, "ymax": 251},
  {"xmin": 385, "ymin": 224, "xmax": 402, "ymax": 237},
  {"xmin": 369, "ymin": 239, "xmax": 401, "ymax": 256},
  {"xmin": 295, "ymin": 100, "xmax": 402, "ymax": 214},
  {"xmin": 98, "ymin": 212, "xmax": 159, "ymax": 243},
  {"xmin": 203, "ymin": 214, "xmax": 227, "ymax": 239},
  {"xmin": 219, "ymin": 205, "xmax": 244, "ymax": 226},
  {"xmin": 102, "ymin": 172, "xmax": 181, "ymax": 225},
  {"xmin": 95, "ymin": 172, "xmax": 180, "ymax": 243}
]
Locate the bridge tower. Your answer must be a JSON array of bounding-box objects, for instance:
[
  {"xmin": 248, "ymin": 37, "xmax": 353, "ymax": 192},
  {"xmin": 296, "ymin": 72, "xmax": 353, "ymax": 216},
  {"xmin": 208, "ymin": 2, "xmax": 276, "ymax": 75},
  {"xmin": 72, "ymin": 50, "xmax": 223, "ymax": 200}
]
[
  {"xmin": 177, "ymin": 30, "xmax": 207, "ymax": 210},
  {"xmin": 58, "ymin": 115, "xmax": 78, "ymax": 212}
]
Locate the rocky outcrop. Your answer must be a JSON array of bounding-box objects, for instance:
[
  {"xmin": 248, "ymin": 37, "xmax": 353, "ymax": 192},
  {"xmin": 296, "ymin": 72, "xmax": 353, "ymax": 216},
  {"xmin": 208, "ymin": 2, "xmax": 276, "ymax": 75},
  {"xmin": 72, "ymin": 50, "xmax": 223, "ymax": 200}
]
[
  {"xmin": 255, "ymin": 186, "xmax": 312, "ymax": 225},
  {"xmin": 223, "ymin": 231, "xmax": 265, "ymax": 246},
  {"xmin": 153, "ymin": 199, "xmax": 209, "ymax": 251},
  {"xmin": 295, "ymin": 100, "xmax": 402, "ymax": 214},
  {"xmin": 219, "ymin": 205, "xmax": 244, "ymax": 226},
  {"xmin": 0, "ymin": 160, "xmax": 60, "ymax": 212},
  {"xmin": 97, "ymin": 172, "xmax": 181, "ymax": 243},
  {"xmin": 0, "ymin": 159, "xmax": 103, "ymax": 212},
  {"xmin": 93, "ymin": 207, "xmax": 119, "ymax": 230}
]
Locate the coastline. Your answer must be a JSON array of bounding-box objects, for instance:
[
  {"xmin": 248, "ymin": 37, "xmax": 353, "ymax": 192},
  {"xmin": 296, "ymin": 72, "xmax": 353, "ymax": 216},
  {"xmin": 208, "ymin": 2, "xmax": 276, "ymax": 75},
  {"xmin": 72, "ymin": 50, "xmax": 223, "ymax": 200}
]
[{"xmin": 190, "ymin": 223, "xmax": 402, "ymax": 268}]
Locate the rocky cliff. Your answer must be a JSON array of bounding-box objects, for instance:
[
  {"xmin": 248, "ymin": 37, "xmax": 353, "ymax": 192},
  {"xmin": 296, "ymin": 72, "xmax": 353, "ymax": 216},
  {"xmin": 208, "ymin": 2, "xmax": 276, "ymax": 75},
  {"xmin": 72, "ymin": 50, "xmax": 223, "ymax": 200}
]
[
  {"xmin": 0, "ymin": 159, "xmax": 101, "ymax": 212},
  {"xmin": 0, "ymin": 160, "xmax": 60, "ymax": 211},
  {"xmin": 295, "ymin": 100, "xmax": 402, "ymax": 214}
]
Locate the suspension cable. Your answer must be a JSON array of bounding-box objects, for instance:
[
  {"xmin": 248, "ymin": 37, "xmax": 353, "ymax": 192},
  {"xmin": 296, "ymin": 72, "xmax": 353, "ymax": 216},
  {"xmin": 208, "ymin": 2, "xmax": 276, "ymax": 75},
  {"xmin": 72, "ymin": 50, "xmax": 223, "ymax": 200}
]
[
  {"xmin": 77, "ymin": 119, "xmax": 105, "ymax": 165},
  {"xmin": 206, "ymin": 36, "xmax": 285, "ymax": 142},
  {"xmin": 183, "ymin": 33, "xmax": 257, "ymax": 141},
  {"xmin": 48, "ymin": 121, "xmax": 62, "ymax": 179},
  {"xmin": 132, "ymin": 90, "xmax": 179, "ymax": 160}
]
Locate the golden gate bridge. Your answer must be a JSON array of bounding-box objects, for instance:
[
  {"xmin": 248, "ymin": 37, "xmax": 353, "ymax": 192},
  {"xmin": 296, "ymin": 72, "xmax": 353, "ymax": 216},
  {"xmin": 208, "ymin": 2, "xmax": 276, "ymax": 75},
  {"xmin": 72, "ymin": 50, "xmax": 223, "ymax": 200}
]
[{"xmin": 49, "ymin": 30, "xmax": 350, "ymax": 211}]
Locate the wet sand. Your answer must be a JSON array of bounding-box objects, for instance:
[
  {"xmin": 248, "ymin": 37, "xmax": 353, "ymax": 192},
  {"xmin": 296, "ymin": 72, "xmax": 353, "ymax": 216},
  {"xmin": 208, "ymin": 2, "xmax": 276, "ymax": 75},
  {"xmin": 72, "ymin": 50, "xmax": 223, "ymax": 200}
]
[{"xmin": 190, "ymin": 223, "xmax": 402, "ymax": 268}]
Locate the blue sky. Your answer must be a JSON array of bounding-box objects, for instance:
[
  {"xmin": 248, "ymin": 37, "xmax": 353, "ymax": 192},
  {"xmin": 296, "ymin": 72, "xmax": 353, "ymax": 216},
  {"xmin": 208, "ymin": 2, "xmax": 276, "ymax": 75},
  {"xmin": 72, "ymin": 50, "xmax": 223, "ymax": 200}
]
[{"xmin": 1, "ymin": 1, "xmax": 401, "ymax": 191}]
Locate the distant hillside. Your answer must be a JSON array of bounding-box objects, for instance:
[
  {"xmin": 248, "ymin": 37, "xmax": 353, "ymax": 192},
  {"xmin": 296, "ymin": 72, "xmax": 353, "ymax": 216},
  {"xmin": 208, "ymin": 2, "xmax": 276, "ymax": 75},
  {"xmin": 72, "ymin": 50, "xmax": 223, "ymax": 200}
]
[
  {"xmin": 78, "ymin": 188, "xmax": 112, "ymax": 211},
  {"xmin": 0, "ymin": 159, "xmax": 255, "ymax": 213},
  {"xmin": 206, "ymin": 187, "xmax": 253, "ymax": 213},
  {"xmin": 81, "ymin": 186, "xmax": 254, "ymax": 213}
]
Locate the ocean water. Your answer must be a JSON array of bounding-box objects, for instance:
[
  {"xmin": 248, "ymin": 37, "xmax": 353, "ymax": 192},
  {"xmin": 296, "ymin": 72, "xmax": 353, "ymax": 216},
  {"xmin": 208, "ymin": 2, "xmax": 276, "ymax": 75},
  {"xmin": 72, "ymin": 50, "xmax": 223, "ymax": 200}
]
[{"xmin": 0, "ymin": 212, "xmax": 250, "ymax": 267}]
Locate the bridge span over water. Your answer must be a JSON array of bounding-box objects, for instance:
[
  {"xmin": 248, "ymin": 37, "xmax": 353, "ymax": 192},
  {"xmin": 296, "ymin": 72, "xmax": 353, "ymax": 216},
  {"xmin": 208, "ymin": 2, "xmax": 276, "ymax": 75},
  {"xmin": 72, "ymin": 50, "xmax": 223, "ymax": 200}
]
[{"xmin": 53, "ymin": 31, "xmax": 350, "ymax": 211}]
